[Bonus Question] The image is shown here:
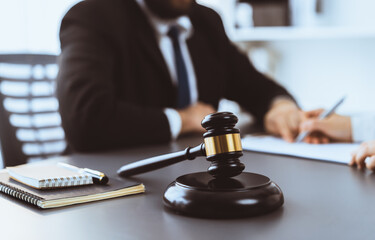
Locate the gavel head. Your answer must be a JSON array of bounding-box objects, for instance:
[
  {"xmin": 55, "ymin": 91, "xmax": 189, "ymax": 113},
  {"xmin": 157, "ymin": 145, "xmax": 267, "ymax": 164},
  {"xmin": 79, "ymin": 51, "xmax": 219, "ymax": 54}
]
[{"xmin": 201, "ymin": 112, "xmax": 245, "ymax": 178}]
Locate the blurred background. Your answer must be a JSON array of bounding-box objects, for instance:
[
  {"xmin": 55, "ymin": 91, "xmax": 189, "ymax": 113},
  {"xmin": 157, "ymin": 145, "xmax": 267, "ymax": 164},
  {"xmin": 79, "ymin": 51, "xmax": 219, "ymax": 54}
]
[{"xmin": 1, "ymin": 0, "xmax": 375, "ymax": 168}]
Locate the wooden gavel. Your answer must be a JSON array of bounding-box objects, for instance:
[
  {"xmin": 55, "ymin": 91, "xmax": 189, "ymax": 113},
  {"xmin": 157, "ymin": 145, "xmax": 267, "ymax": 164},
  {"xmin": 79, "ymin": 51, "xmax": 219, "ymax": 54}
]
[{"xmin": 117, "ymin": 112, "xmax": 245, "ymax": 178}]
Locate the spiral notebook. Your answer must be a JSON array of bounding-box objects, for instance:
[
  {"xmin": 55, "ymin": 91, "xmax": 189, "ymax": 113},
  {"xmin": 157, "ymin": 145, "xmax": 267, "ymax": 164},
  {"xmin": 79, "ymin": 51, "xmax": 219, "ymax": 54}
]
[
  {"xmin": 6, "ymin": 164, "xmax": 94, "ymax": 189},
  {"xmin": 0, "ymin": 171, "xmax": 145, "ymax": 209}
]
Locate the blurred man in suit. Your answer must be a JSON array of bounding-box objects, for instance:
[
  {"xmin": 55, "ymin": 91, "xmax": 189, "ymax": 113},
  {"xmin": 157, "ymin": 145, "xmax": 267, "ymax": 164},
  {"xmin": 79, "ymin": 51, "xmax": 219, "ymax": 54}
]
[{"xmin": 57, "ymin": 0, "xmax": 302, "ymax": 151}]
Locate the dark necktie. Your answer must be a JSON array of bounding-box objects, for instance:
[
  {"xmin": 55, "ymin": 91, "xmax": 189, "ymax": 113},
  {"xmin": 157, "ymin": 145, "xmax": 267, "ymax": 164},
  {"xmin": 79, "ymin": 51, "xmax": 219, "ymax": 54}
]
[{"xmin": 167, "ymin": 25, "xmax": 191, "ymax": 109}]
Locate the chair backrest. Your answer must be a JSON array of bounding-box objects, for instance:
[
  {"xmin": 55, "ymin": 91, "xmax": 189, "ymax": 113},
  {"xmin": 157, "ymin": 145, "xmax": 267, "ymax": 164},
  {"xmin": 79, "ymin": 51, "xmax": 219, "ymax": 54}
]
[{"xmin": 0, "ymin": 54, "xmax": 66, "ymax": 167}]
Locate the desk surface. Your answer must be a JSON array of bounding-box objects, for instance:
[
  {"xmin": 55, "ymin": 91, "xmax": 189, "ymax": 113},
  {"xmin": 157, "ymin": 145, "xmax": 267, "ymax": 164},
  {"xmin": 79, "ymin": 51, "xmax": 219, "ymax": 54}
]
[{"xmin": 1, "ymin": 137, "xmax": 374, "ymax": 240}]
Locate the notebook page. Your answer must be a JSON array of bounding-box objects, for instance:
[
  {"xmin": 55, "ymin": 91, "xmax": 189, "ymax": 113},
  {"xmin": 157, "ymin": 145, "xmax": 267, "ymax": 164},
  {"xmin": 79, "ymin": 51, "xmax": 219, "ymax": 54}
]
[
  {"xmin": 6, "ymin": 163, "xmax": 93, "ymax": 189},
  {"xmin": 7, "ymin": 164, "xmax": 87, "ymax": 181}
]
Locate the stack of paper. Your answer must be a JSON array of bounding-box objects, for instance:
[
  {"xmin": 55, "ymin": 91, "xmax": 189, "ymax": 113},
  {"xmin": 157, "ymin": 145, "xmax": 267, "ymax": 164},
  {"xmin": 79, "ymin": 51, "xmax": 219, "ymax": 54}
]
[{"xmin": 241, "ymin": 135, "xmax": 360, "ymax": 164}]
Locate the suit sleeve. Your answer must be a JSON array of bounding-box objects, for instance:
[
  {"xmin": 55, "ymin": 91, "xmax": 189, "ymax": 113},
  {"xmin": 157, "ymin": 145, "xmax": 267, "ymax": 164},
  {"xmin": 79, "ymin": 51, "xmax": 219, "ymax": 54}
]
[
  {"xmin": 57, "ymin": 2, "xmax": 171, "ymax": 152},
  {"xmin": 209, "ymin": 11, "xmax": 295, "ymax": 126}
]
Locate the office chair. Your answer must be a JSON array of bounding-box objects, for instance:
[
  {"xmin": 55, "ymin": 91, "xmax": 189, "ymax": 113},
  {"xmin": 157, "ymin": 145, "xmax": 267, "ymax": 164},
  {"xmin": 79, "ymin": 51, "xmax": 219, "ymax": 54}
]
[{"xmin": 0, "ymin": 54, "xmax": 66, "ymax": 167}]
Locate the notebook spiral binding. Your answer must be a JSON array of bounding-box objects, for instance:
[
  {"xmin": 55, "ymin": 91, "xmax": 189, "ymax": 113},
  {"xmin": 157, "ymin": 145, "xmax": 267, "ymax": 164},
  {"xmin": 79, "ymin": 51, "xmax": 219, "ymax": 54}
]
[
  {"xmin": 40, "ymin": 175, "xmax": 93, "ymax": 188},
  {"xmin": 0, "ymin": 183, "xmax": 42, "ymax": 207}
]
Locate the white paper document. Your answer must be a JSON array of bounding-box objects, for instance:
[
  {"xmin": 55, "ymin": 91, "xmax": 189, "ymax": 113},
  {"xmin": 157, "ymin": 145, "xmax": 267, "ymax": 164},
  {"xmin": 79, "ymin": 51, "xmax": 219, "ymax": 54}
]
[{"xmin": 241, "ymin": 135, "xmax": 360, "ymax": 164}]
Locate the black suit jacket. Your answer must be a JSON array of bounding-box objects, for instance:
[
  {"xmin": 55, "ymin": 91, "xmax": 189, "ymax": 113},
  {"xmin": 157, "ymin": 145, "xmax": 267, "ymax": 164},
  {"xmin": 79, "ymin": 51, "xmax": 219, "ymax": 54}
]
[{"xmin": 57, "ymin": 0, "xmax": 293, "ymax": 152}]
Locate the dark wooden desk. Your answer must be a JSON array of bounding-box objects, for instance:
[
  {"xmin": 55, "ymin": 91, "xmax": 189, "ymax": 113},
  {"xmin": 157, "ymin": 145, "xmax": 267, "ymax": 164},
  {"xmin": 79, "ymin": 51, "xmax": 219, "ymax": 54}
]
[{"xmin": 1, "ymin": 137, "xmax": 374, "ymax": 240}]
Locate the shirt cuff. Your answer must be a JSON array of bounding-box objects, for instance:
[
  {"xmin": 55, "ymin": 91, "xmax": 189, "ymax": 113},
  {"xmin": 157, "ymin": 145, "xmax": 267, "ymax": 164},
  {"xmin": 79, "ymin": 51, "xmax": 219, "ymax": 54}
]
[
  {"xmin": 351, "ymin": 114, "xmax": 375, "ymax": 142},
  {"xmin": 164, "ymin": 108, "xmax": 182, "ymax": 140}
]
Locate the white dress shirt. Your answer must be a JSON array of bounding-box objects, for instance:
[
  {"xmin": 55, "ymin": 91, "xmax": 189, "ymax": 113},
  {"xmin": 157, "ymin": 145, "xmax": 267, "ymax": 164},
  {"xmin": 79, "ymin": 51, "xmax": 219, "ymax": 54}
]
[
  {"xmin": 351, "ymin": 113, "xmax": 375, "ymax": 142},
  {"xmin": 136, "ymin": 0, "xmax": 295, "ymax": 140},
  {"xmin": 136, "ymin": 0, "xmax": 198, "ymax": 139}
]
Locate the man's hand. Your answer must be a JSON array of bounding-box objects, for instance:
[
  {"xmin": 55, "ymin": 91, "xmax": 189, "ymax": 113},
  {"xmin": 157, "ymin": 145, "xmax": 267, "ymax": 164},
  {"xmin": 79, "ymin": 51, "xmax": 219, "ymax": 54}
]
[
  {"xmin": 299, "ymin": 109, "xmax": 352, "ymax": 143},
  {"xmin": 178, "ymin": 102, "xmax": 215, "ymax": 134},
  {"xmin": 264, "ymin": 99, "xmax": 302, "ymax": 142},
  {"xmin": 350, "ymin": 140, "xmax": 375, "ymax": 171}
]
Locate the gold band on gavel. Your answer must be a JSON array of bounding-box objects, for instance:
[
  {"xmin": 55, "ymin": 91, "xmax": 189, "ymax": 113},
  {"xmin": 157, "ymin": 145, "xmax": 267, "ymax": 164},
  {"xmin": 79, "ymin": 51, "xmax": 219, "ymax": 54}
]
[{"xmin": 204, "ymin": 133, "xmax": 242, "ymax": 157}]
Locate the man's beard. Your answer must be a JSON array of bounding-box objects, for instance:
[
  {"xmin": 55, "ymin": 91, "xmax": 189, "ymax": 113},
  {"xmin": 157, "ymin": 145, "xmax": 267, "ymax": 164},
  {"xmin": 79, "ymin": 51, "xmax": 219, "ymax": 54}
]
[{"xmin": 144, "ymin": 0, "xmax": 194, "ymax": 19}]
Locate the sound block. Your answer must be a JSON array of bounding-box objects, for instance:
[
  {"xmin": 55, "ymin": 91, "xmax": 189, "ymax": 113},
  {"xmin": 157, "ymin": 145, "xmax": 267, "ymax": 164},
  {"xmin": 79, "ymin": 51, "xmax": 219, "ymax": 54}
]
[{"xmin": 163, "ymin": 172, "xmax": 284, "ymax": 218}]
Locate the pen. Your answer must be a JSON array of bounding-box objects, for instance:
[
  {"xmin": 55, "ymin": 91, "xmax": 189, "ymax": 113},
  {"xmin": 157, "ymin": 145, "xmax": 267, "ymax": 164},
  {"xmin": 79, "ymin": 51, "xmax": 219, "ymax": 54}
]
[
  {"xmin": 295, "ymin": 96, "xmax": 346, "ymax": 143},
  {"xmin": 58, "ymin": 162, "xmax": 109, "ymax": 185}
]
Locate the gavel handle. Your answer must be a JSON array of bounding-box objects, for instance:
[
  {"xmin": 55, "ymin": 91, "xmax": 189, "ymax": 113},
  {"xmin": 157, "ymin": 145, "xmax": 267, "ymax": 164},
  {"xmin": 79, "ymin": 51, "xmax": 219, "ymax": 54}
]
[{"xmin": 117, "ymin": 143, "xmax": 205, "ymax": 177}]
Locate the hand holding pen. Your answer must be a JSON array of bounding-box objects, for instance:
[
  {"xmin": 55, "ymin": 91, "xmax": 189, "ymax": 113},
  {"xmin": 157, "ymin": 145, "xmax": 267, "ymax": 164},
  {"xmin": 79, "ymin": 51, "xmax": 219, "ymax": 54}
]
[{"xmin": 296, "ymin": 97, "xmax": 351, "ymax": 143}]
